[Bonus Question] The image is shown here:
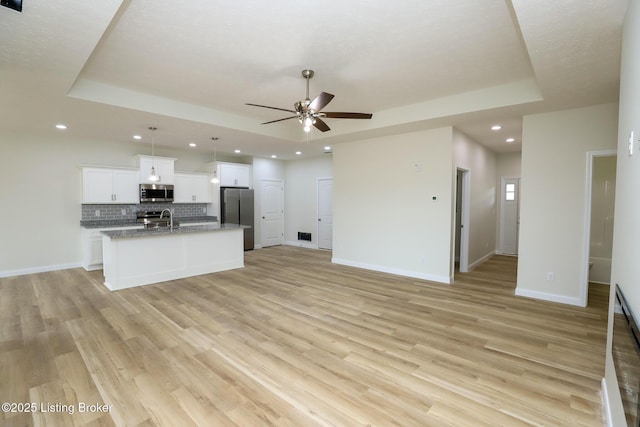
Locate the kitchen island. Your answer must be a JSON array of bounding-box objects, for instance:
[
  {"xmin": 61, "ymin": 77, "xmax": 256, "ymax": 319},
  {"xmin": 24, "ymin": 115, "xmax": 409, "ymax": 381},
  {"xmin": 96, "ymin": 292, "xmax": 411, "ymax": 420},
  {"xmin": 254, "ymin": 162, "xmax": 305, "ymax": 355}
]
[{"xmin": 101, "ymin": 223, "xmax": 248, "ymax": 291}]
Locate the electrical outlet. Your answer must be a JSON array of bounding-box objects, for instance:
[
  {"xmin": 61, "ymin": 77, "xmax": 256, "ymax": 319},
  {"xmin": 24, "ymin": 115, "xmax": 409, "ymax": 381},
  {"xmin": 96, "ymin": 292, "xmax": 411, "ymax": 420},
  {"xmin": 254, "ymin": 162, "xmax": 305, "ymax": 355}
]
[
  {"xmin": 95, "ymin": 210, "xmax": 100, "ymax": 217},
  {"xmin": 121, "ymin": 209, "xmax": 126, "ymax": 216},
  {"xmin": 546, "ymin": 272, "xmax": 555, "ymax": 281}
]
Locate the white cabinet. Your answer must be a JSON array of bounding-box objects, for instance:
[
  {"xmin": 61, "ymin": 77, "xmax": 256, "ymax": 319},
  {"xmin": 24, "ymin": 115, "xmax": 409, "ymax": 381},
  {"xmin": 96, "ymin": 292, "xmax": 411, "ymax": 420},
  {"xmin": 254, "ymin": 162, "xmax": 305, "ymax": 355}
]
[
  {"xmin": 218, "ymin": 162, "xmax": 251, "ymax": 187},
  {"xmin": 138, "ymin": 155, "xmax": 176, "ymax": 184},
  {"xmin": 82, "ymin": 167, "xmax": 139, "ymax": 204},
  {"xmin": 174, "ymin": 172, "xmax": 212, "ymax": 203},
  {"xmin": 82, "ymin": 225, "xmax": 143, "ymax": 270}
]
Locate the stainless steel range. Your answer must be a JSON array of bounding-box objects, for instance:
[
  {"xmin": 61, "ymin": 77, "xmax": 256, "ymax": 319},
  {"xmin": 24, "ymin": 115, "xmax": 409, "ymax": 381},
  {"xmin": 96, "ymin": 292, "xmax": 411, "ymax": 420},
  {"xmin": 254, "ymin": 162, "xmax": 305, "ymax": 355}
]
[{"xmin": 136, "ymin": 210, "xmax": 177, "ymax": 229}]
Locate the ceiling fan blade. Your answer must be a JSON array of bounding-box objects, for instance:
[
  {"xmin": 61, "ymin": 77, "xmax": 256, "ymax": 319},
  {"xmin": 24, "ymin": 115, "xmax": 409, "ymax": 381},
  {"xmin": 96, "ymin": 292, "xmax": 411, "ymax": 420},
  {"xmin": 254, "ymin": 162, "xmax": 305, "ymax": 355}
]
[
  {"xmin": 262, "ymin": 116, "xmax": 298, "ymax": 125},
  {"xmin": 322, "ymin": 112, "xmax": 373, "ymax": 119},
  {"xmin": 246, "ymin": 103, "xmax": 297, "ymax": 114},
  {"xmin": 308, "ymin": 92, "xmax": 335, "ymax": 112},
  {"xmin": 313, "ymin": 118, "xmax": 331, "ymax": 132}
]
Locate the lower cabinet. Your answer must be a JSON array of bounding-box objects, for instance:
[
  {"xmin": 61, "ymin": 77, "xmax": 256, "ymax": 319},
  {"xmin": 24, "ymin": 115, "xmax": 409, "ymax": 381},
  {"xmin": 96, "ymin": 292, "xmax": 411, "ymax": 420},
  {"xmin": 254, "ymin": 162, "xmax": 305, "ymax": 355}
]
[{"xmin": 82, "ymin": 226, "xmax": 142, "ymax": 271}]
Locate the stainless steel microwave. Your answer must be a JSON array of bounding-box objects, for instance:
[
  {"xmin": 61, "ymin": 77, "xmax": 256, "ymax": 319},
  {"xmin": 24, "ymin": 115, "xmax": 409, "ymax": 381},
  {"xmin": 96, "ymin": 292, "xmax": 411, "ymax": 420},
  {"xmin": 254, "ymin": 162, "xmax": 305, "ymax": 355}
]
[{"xmin": 140, "ymin": 184, "xmax": 174, "ymax": 203}]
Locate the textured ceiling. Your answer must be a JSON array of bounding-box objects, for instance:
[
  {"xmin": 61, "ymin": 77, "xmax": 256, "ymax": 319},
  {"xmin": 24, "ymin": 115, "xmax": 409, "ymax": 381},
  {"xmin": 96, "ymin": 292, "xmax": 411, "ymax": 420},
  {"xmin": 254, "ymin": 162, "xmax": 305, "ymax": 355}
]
[{"xmin": 0, "ymin": 0, "xmax": 628, "ymax": 159}]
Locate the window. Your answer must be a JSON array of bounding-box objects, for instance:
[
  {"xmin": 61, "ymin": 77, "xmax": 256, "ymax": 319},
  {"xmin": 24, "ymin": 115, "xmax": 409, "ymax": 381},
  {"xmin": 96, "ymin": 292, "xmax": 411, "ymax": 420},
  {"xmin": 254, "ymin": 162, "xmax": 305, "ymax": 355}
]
[{"xmin": 505, "ymin": 183, "xmax": 516, "ymax": 201}]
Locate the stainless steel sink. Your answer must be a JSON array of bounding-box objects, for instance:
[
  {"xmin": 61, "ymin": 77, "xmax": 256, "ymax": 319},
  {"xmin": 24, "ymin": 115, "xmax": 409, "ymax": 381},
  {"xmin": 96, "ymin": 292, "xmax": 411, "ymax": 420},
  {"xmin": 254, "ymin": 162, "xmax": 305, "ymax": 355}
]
[{"xmin": 144, "ymin": 220, "xmax": 180, "ymax": 229}]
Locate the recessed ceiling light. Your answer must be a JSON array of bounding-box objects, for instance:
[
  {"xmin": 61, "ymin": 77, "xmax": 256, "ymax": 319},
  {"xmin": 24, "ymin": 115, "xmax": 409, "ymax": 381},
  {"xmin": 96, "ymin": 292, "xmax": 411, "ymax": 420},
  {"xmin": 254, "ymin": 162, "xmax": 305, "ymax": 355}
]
[
  {"xmin": 506, "ymin": 138, "xmax": 515, "ymax": 143},
  {"xmin": 133, "ymin": 135, "xmax": 142, "ymax": 140},
  {"xmin": 271, "ymin": 155, "xmax": 277, "ymax": 158},
  {"xmin": 324, "ymin": 146, "xmax": 331, "ymax": 151},
  {"xmin": 55, "ymin": 124, "xmax": 67, "ymax": 130},
  {"xmin": 295, "ymin": 151, "xmax": 302, "ymax": 155},
  {"xmin": 234, "ymin": 149, "xmax": 241, "ymax": 153},
  {"xmin": 189, "ymin": 142, "xmax": 197, "ymax": 147},
  {"xmin": 491, "ymin": 125, "xmax": 502, "ymax": 131}
]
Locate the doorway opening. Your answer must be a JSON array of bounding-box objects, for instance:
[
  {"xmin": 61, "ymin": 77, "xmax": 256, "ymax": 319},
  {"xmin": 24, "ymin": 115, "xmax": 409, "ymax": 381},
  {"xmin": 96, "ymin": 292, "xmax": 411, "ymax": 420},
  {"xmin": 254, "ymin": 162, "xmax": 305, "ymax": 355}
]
[
  {"xmin": 454, "ymin": 168, "xmax": 470, "ymax": 275},
  {"xmin": 581, "ymin": 150, "xmax": 616, "ymax": 306}
]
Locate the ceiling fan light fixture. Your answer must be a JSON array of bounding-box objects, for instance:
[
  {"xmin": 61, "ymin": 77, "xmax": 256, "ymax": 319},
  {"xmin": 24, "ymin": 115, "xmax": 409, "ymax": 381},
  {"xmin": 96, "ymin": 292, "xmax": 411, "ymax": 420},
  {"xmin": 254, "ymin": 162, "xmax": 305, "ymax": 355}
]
[
  {"xmin": 246, "ymin": 69, "xmax": 372, "ymax": 134},
  {"xmin": 304, "ymin": 116, "xmax": 314, "ymax": 127}
]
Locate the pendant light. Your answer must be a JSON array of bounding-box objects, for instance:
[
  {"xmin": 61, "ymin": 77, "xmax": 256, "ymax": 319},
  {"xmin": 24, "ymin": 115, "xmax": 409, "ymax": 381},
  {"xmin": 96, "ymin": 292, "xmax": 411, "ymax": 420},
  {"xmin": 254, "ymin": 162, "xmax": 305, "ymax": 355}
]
[
  {"xmin": 210, "ymin": 137, "xmax": 220, "ymax": 184},
  {"xmin": 148, "ymin": 126, "xmax": 159, "ymax": 182}
]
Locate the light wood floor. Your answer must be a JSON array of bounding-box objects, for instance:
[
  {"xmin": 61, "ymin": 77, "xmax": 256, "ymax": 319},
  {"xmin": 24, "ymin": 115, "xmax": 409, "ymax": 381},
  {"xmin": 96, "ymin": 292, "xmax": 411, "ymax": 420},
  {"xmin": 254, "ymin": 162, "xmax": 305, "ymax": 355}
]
[{"xmin": 0, "ymin": 247, "xmax": 608, "ymax": 426}]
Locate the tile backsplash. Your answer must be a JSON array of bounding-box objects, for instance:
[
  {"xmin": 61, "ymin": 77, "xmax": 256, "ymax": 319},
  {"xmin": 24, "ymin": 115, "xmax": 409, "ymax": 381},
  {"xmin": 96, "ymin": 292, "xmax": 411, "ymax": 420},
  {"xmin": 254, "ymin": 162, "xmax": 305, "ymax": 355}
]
[{"xmin": 81, "ymin": 203, "xmax": 209, "ymax": 221}]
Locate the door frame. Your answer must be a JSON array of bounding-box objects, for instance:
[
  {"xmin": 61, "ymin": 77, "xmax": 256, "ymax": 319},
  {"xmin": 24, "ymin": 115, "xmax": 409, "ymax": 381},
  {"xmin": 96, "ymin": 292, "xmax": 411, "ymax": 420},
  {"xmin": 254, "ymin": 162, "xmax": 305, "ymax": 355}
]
[
  {"xmin": 453, "ymin": 167, "xmax": 470, "ymax": 275},
  {"xmin": 498, "ymin": 176, "xmax": 521, "ymax": 255},
  {"xmin": 316, "ymin": 177, "xmax": 333, "ymax": 250},
  {"xmin": 580, "ymin": 149, "xmax": 616, "ymax": 307}
]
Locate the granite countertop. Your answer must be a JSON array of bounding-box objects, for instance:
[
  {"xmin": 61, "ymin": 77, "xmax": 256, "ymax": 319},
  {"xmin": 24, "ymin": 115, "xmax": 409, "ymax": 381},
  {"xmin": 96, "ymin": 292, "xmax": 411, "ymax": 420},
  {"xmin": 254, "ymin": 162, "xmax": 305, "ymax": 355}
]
[
  {"xmin": 81, "ymin": 216, "xmax": 218, "ymax": 229},
  {"xmin": 101, "ymin": 223, "xmax": 249, "ymax": 239}
]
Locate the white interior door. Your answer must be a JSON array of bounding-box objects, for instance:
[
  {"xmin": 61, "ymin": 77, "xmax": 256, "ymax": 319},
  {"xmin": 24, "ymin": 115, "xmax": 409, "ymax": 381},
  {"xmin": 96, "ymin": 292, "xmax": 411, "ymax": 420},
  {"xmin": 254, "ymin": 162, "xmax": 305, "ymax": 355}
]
[
  {"xmin": 260, "ymin": 179, "xmax": 283, "ymax": 247},
  {"xmin": 317, "ymin": 178, "xmax": 333, "ymax": 250},
  {"xmin": 500, "ymin": 177, "xmax": 520, "ymax": 255}
]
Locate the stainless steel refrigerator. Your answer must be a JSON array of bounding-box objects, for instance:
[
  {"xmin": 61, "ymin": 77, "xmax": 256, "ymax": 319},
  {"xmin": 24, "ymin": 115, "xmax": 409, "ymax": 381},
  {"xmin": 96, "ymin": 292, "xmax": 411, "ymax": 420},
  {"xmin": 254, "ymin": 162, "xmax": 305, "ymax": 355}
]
[{"xmin": 220, "ymin": 187, "xmax": 254, "ymax": 250}]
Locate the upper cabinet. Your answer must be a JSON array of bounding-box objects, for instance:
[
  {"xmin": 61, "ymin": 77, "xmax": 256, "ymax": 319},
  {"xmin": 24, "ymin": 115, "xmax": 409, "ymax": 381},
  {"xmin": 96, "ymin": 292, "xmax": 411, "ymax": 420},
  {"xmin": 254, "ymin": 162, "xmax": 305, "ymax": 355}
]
[
  {"xmin": 174, "ymin": 172, "xmax": 213, "ymax": 203},
  {"xmin": 137, "ymin": 155, "xmax": 176, "ymax": 184},
  {"xmin": 218, "ymin": 162, "xmax": 251, "ymax": 187},
  {"xmin": 82, "ymin": 167, "xmax": 139, "ymax": 204}
]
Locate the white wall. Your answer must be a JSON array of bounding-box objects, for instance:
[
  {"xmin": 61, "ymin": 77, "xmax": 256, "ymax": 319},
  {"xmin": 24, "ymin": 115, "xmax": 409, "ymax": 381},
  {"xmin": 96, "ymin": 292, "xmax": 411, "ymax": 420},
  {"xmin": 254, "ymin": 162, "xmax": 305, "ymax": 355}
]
[
  {"xmin": 496, "ymin": 152, "xmax": 522, "ymax": 178},
  {"xmin": 453, "ymin": 129, "xmax": 498, "ymax": 268},
  {"xmin": 605, "ymin": 0, "xmax": 640, "ymax": 424},
  {"xmin": 0, "ymin": 131, "xmax": 214, "ymax": 275},
  {"xmin": 332, "ymin": 127, "xmax": 454, "ymax": 283},
  {"xmin": 284, "ymin": 155, "xmax": 332, "ymax": 247},
  {"xmin": 517, "ymin": 103, "xmax": 618, "ymax": 306}
]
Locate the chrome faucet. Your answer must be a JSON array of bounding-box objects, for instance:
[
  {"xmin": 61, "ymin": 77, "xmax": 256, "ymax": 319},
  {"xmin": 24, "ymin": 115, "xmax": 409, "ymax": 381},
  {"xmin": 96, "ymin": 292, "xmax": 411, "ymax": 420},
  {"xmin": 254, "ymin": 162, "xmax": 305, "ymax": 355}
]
[{"xmin": 160, "ymin": 208, "xmax": 173, "ymax": 229}]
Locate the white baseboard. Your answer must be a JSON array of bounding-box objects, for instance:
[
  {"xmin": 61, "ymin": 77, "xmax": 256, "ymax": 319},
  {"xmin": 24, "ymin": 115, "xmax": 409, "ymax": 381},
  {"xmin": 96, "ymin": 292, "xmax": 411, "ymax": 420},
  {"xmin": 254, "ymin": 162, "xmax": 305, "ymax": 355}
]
[
  {"xmin": 468, "ymin": 250, "xmax": 496, "ymax": 271},
  {"xmin": 601, "ymin": 377, "xmax": 613, "ymax": 427},
  {"xmin": 589, "ymin": 280, "xmax": 611, "ymax": 285},
  {"xmin": 0, "ymin": 262, "xmax": 82, "ymax": 279},
  {"xmin": 515, "ymin": 287, "xmax": 584, "ymax": 306},
  {"xmin": 331, "ymin": 257, "xmax": 451, "ymax": 284},
  {"xmin": 284, "ymin": 240, "xmax": 319, "ymax": 250}
]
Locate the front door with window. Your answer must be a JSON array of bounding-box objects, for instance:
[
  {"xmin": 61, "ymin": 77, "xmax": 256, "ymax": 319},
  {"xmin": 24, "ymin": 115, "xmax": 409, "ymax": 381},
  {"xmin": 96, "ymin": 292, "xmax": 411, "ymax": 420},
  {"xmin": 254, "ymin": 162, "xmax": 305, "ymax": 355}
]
[{"xmin": 500, "ymin": 177, "xmax": 520, "ymax": 255}]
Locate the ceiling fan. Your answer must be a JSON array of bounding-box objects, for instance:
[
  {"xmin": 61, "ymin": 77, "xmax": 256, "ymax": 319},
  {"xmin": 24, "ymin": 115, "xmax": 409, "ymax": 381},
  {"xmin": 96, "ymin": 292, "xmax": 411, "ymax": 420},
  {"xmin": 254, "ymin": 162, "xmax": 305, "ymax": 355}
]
[{"xmin": 246, "ymin": 69, "xmax": 373, "ymax": 133}]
